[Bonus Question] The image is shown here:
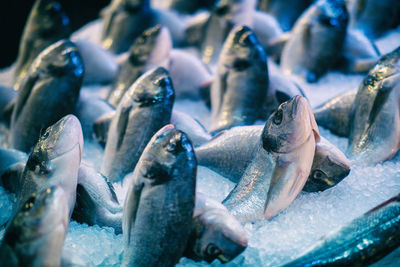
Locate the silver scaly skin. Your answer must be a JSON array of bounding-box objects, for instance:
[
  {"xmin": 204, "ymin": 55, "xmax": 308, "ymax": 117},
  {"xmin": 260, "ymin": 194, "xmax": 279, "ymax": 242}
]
[
  {"xmin": 18, "ymin": 115, "xmax": 83, "ymax": 215},
  {"xmin": 0, "ymin": 186, "xmax": 69, "ymax": 267},
  {"xmin": 222, "ymin": 96, "xmax": 320, "ymax": 222},
  {"xmin": 122, "ymin": 124, "xmax": 196, "ymax": 267},
  {"xmin": 101, "ymin": 67, "xmax": 175, "ymax": 182}
]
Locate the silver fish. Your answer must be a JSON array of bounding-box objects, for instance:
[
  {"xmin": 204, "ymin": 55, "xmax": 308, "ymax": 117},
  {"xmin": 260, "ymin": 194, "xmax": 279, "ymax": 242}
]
[
  {"xmin": 18, "ymin": 115, "xmax": 83, "ymax": 214},
  {"xmin": 347, "ymin": 46, "xmax": 400, "ymax": 164},
  {"xmin": 122, "ymin": 124, "xmax": 196, "ymax": 267},
  {"xmin": 13, "ymin": 0, "xmax": 71, "ymax": 86},
  {"xmin": 0, "ymin": 186, "xmax": 69, "ymax": 267},
  {"xmin": 184, "ymin": 193, "xmax": 247, "ymax": 263},
  {"xmin": 210, "ymin": 25, "xmax": 268, "ymax": 133},
  {"xmin": 107, "ymin": 25, "xmax": 172, "ymax": 107},
  {"xmin": 101, "ymin": 67, "xmax": 174, "ymax": 182},
  {"xmin": 10, "ymin": 40, "xmax": 84, "ymax": 153},
  {"xmin": 280, "ymin": 0, "xmax": 349, "ymax": 82},
  {"xmin": 222, "ymin": 96, "xmax": 319, "ymax": 222}
]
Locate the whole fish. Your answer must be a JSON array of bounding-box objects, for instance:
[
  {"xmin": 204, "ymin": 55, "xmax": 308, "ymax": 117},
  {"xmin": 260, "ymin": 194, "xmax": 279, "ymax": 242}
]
[
  {"xmin": 13, "ymin": 0, "xmax": 71, "ymax": 86},
  {"xmin": 72, "ymin": 164, "xmax": 122, "ymax": 234},
  {"xmin": 122, "ymin": 124, "xmax": 196, "ymax": 267},
  {"xmin": 0, "ymin": 186, "xmax": 69, "ymax": 267},
  {"xmin": 280, "ymin": 193, "xmax": 400, "ymax": 266},
  {"xmin": 313, "ymin": 90, "xmax": 356, "ymax": 137},
  {"xmin": 348, "ymin": 0, "xmax": 400, "ymax": 38},
  {"xmin": 10, "ymin": 40, "xmax": 84, "ymax": 153},
  {"xmin": 195, "ymin": 126, "xmax": 350, "ymax": 192},
  {"xmin": 210, "ymin": 25, "xmax": 268, "ymax": 133},
  {"xmin": 222, "ymin": 96, "xmax": 320, "ymax": 222},
  {"xmin": 101, "ymin": 67, "xmax": 174, "ymax": 182},
  {"xmin": 258, "ymin": 0, "xmax": 313, "ymax": 31},
  {"xmin": 347, "ymin": 46, "xmax": 400, "ymax": 164},
  {"xmin": 107, "ymin": 25, "xmax": 172, "ymax": 107},
  {"xmin": 18, "ymin": 115, "xmax": 83, "ymax": 214},
  {"xmin": 280, "ymin": 0, "xmax": 349, "ymax": 82},
  {"xmin": 184, "ymin": 193, "xmax": 247, "ymax": 263}
]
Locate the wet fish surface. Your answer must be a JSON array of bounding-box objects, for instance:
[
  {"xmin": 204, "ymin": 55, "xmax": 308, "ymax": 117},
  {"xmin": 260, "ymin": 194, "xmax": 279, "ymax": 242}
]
[
  {"xmin": 101, "ymin": 67, "xmax": 175, "ymax": 182},
  {"xmin": 122, "ymin": 124, "xmax": 196, "ymax": 267},
  {"xmin": 280, "ymin": 193, "xmax": 400, "ymax": 266},
  {"xmin": 10, "ymin": 40, "xmax": 84, "ymax": 153},
  {"xmin": 210, "ymin": 25, "xmax": 268, "ymax": 133}
]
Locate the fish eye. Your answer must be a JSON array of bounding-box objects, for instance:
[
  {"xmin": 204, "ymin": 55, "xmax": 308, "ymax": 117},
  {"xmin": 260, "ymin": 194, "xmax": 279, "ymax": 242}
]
[
  {"xmin": 319, "ymin": 16, "xmax": 340, "ymax": 27},
  {"xmin": 206, "ymin": 243, "xmax": 221, "ymax": 256},
  {"xmin": 233, "ymin": 59, "xmax": 251, "ymax": 71},
  {"xmin": 22, "ymin": 195, "xmax": 36, "ymax": 212},
  {"xmin": 155, "ymin": 78, "xmax": 168, "ymax": 88},
  {"xmin": 312, "ymin": 170, "xmax": 326, "ymax": 180},
  {"xmin": 273, "ymin": 109, "xmax": 283, "ymax": 125}
]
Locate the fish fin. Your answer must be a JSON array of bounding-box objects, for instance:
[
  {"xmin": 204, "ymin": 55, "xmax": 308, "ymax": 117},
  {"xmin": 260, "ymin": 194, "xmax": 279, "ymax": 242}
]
[
  {"xmin": 12, "ymin": 72, "xmax": 38, "ymax": 122},
  {"xmin": 115, "ymin": 105, "xmax": 132, "ymax": 149},
  {"xmin": 124, "ymin": 180, "xmax": 144, "ymax": 244},
  {"xmin": 368, "ymin": 73, "xmax": 400, "ymax": 128},
  {"xmin": 266, "ymin": 33, "xmax": 291, "ymax": 62}
]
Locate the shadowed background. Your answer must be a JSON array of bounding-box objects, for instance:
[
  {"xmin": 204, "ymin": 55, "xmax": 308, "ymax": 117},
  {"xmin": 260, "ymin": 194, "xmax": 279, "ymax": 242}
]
[{"xmin": 0, "ymin": 0, "xmax": 109, "ymax": 69}]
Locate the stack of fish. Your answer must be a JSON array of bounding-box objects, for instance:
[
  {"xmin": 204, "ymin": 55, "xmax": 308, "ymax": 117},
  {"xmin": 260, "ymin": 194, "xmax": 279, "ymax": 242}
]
[{"xmin": 0, "ymin": 0, "xmax": 399, "ymax": 266}]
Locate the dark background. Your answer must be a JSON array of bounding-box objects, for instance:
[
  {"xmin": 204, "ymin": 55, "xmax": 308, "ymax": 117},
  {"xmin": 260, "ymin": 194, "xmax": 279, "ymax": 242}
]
[{"xmin": 0, "ymin": 0, "xmax": 109, "ymax": 69}]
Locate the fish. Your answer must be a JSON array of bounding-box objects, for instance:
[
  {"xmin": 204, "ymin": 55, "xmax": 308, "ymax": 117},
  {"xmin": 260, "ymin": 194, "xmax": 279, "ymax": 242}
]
[
  {"xmin": 122, "ymin": 124, "xmax": 196, "ymax": 267},
  {"xmin": 348, "ymin": 0, "xmax": 400, "ymax": 38},
  {"xmin": 101, "ymin": 67, "xmax": 175, "ymax": 182},
  {"xmin": 313, "ymin": 90, "xmax": 357, "ymax": 137},
  {"xmin": 347, "ymin": 46, "xmax": 400, "ymax": 164},
  {"xmin": 18, "ymin": 115, "xmax": 83, "ymax": 214},
  {"xmin": 101, "ymin": 0, "xmax": 155, "ymax": 54},
  {"xmin": 210, "ymin": 25, "xmax": 268, "ymax": 133},
  {"xmin": 107, "ymin": 25, "xmax": 172, "ymax": 107},
  {"xmin": 195, "ymin": 127, "xmax": 349, "ymax": 192},
  {"xmin": 10, "ymin": 40, "xmax": 84, "ymax": 153},
  {"xmin": 0, "ymin": 85, "xmax": 18, "ymax": 123},
  {"xmin": 258, "ymin": 0, "xmax": 313, "ymax": 31},
  {"xmin": 0, "ymin": 186, "xmax": 69, "ymax": 267},
  {"xmin": 13, "ymin": 0, "xmax": 71, "ymax": 86},
  {"xmin": 222, "ymin": 96, "xmax": 320, "ymax": 222},
  {"xmin": 72, "ymin": 164, "xmax": 122, "ymax": 234},
  {"xmin": 280, "ymin": 0, "xmax": 349, "ymax": 82},
  {"xmin": 280, "ymin": 193, "xmax": 400, "ymax": 266},
  {"xmin": 184, "ymin": 193, "xmax": 247, "ymax": 263}
]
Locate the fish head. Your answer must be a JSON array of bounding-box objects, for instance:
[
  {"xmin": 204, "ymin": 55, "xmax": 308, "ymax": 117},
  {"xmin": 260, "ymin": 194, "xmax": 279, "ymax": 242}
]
[
  {"xmin": 220, "ymin": 26, "xmax": 266, "ymax": 73},
  {"xmin": 128, "ymin": 25, "xmax": 172, "ymax": 66},
  {"xmin": 25, "ymin": 115, "xmax": 83, "ymax": 181},
  {"xmin": 193, "ymin": 196, "xmax": 247, "ymax": 263},
  {"xmin": 32, "ymin": 40, "xmax": 84, "ymax": 79},
  {"xmin": 32, "ymin": 0, "xmax": 71, "ymax": 38},
  {"xmin": 314, "ymin": 0, "xmax": 348, "ymax": 30},
  {"xmin": 4, "ymin": 186, "xmax": 69, "ymax": 246},
  {"xmin": 262, "ymin": 96, "xmax": 320, "ymax": 153},
  {"xmin": 128, "ymin": 67, "xmax": 175, "ymax": 107},
  {"xmin": 139, "ymin": 124, "xmax": 196, "ymax": 184},
  {"xmin": 303, "ymin": 138, "xmax": 351, "ymax": 192},
  {"xmin": 214, "ymin": 0, "xmax": 256, "ymax": 20}
]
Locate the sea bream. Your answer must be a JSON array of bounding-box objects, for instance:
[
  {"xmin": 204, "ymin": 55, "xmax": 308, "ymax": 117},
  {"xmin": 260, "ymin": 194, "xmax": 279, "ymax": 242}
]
[
  {"xmin": 280, "ymin": 0, "xmax": 349, "ymax": 82},
  {"xmin": 17, "ymin": 115, "xmax": 83, "ymax": 214},
  {"xmin": 101, "ymin": 67, "xmax": 174, "ymax": 182},
  {"xmin": 122, "ymin": 124, "xmax": 196, "ymax": 267},
  {"xmin": 13, "ymin": 0, "xmax": 71, "ymax": 86},
  {"xmin": 195, "ymin": 127, "xmax": 350, "ymax": 192},
  {"xmin": 280, "ymin": 193, "xmax": 400, "ymax": 266},
  {"xmin": 222, "ymin": 96, "xmax": 320, "ymax": 222},
  {"xmin": 10, "ymin": 40, "xmax": 84, "ymax": 153},
  {"xmin": 210, "ymin": 25, "xmax": 268, "ymax": 133},
  {"xmin": 184, "ymin": 193, "xmax": 247, "ymax": 263},
  {"xmin": 347, "ymin": 46, "xmax": 400, "ymax": 165},
  {"xmin": 107, "ymin": 25, "xmax": 172, "ymax": 107},
  {"xmin": 0, "ymin": 186, "xmax": 69, "ymax": 267}
]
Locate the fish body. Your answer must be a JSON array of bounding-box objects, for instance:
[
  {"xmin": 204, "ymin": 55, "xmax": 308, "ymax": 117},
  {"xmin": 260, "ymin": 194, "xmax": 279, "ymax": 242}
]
[
  {"xmin": 122, "ymin": 124, "xmax": 196, "ymax": 267},
  {"xmin": 101, "ymin": 67, "xmax": 175, "ymax": 182},
  {"xmin": 10, "ymin": 40, "xmax": 84, "ymax": 153}
]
